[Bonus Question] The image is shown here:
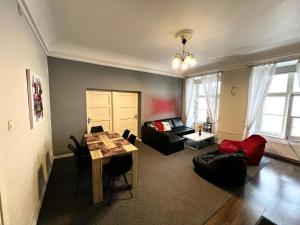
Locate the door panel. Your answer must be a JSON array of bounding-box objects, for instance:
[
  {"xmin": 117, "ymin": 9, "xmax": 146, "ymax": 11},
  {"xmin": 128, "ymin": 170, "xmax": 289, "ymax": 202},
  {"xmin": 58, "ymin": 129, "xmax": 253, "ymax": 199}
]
[
  {"xmin": 86, "ymin": 91, "xmax": 112, "ymax": 132},
  {"xmin": 113, "ymin": 92, "xmax": 138, "ymax": 136}
]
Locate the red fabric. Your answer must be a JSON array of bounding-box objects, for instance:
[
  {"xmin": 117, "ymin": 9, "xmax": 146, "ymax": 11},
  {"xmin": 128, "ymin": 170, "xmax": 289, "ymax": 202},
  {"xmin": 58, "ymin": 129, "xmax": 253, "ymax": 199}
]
[
  {"xmin": 154, "ymin": 121, "xmax": 164, "ymax": 132},
  {"xmin": 219, "ymin": 141, "xmax": 239, "ymax": 153},
  {"xmin": 219, "ymin": 135, "xmax": 267, "ymax": 165}
]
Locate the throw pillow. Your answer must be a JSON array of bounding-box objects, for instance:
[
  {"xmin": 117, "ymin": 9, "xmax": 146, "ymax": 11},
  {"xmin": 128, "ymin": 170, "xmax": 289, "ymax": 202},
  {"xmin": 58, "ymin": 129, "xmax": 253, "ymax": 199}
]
[
  {"xmin": 154, "ymin": 121, "xmax": 164, "ymax": 132},
  {"xmin": 148, "ymin": 121, "xmax": 158, "ymax": 130},
  {"xmin": 162, "ymin": 121, "xmax": 172, "ymax": 131},
  {"xmin": 172, "ymin": 118, "xmax": 184, "ymax": 127}
]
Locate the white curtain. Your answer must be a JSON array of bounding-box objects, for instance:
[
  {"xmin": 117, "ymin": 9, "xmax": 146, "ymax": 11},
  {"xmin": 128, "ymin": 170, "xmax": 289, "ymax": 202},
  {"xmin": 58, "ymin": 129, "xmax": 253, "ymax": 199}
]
[
  {"xmin": 297, "ymin": 60, "xmax": 300, "ymax": 87},
  {"xmin": 184, "ymin": 77, "xmax": 196, "ymax": 127},
  {"xmin": 201, "ymin": 73, "xmax": 220, "ymax": 133},
  {"xmin": 243, "ymin": 63, "xmax": 276, "ymax": 139}
]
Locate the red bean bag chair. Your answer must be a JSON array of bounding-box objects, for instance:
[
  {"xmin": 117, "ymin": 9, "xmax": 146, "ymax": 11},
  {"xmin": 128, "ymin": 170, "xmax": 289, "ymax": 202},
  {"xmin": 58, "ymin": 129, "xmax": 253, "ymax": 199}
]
[{"xmin": 219, "ymin": 135, "xmax": 267, "ymax": 165}]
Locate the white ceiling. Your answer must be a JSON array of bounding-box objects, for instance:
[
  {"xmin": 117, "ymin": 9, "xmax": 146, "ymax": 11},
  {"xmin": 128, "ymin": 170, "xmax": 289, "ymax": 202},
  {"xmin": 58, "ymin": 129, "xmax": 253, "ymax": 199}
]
[{"xmin": 21, "ymin": 0, "xmax": 300, "ymax": 77}]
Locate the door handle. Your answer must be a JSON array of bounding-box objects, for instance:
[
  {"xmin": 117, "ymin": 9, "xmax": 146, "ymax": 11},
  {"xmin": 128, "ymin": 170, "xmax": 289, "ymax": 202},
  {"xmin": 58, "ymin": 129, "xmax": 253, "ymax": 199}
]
[
  {"xmin": 134, "ymin": 115, "xmax": 138, "ymax": 119},
  {"xmin": 88, "ymin": 117, "xmax": 92, "ymax": 124}
]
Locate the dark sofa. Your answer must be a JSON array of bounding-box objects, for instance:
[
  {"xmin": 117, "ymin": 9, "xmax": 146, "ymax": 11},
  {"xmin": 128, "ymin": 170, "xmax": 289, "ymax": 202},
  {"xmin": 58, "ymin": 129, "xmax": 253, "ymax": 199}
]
[{"xmin": 141, "ymin": 117, "xmax": 195, "ymax": 155}]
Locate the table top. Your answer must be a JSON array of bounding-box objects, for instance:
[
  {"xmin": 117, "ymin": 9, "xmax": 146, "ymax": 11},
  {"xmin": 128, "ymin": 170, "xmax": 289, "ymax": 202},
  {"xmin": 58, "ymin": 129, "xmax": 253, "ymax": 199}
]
[
  {"xmin": 183, "ymin": 132, "xmax": 216, "ymax": 142},
  {"xmin": 84, "ymin": 131, "xmax": 138, "ymax": 160}
]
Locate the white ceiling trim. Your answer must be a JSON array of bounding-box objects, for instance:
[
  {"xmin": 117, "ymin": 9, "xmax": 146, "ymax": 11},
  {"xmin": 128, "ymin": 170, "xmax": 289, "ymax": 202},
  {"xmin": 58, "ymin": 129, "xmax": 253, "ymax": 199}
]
[
  {"xmin": 17, "ymin": 0, "xmax": 49, "ymax": 54},
  {"xmin": 17, "ymin": 0, "xmax": 183, "ymax": 78},
  {"xmin": 17, "ymin": 0, "xmax": 300, "ymax": 79},
  {"xmin": 47, "ymin": 50, "xmax": 183, "ymax": 78}
]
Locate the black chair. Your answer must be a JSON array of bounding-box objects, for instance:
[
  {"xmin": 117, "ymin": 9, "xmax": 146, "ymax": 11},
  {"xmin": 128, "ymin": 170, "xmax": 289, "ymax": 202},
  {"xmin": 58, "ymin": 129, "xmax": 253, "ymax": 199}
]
[
  {"xmin": 70, "ymin": 135, "xmax": 89, "ymax": 155},
  {"xmin": 67, "ymin": 144, "xmax": 92, "ymax": 195},
  {"xmin": 128, "ymin": 134, "xmax": 136, "ymax": 145},
  {"xmin": 122, "ymin": 129, "xmax": 130, "ymax": 139},
  {"xmin": 90, "ymin": 126, "xmax": 104, "ymax": 133},
  {"xmin": 104, "ymin": 154, "xmax": 133, "ymax": 205}
]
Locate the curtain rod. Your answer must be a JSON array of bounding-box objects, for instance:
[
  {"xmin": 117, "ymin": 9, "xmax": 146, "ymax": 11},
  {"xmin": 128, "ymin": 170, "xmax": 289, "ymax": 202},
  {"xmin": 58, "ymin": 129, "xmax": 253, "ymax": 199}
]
[
  {"xmin": 186, "ymin": 54, "xmax": 300, "ymax": 78},
  {"xmin": 246, "ymin": 55, "xmax": 300, "ymax": 67},
  {"xmin": 186, "ymin": 70, "xmax": 222, "ymax": 78}
]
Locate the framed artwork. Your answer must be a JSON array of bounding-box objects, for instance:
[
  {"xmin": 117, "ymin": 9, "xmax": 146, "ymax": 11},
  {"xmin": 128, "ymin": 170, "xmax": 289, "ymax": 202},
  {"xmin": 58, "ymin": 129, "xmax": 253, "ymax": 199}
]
[{"xmin": 26, "ymin": 69, "xmax": 44, "ymax": 129}]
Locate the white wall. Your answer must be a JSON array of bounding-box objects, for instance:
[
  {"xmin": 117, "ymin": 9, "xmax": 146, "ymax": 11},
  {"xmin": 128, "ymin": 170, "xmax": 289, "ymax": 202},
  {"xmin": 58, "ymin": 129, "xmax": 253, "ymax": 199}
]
[
  {"xmin": 217, "ymin": 67, "xmax": 251, "ymax": 141},
  {"xmin": 0, "ymin": 1, "xmax": 53, "ymax": 225}
]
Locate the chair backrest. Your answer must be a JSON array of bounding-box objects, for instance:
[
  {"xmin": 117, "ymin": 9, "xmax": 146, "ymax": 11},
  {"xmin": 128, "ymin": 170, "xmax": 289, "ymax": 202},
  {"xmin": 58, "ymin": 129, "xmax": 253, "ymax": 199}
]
[
  {"xmin": 108, "ymin": 154, "xmax": 133, "ymax": 175},
  {"xmin": 90, "ymin": 126, "xmax": 104, "ymax": 133},
  {"xmin": 67, "ymin": 143, "xmax": 80, "ymax": 167},
  {"xmin": 122, "ymin": 129, "xmax": 130, "ymax": 139},
  {"xmin": 70, "ymin": 135, "xmax": 81, "ymax": 150},
  {"xmin": 128, "ymin": 134, "xmax": 136, "ymax": 145}
]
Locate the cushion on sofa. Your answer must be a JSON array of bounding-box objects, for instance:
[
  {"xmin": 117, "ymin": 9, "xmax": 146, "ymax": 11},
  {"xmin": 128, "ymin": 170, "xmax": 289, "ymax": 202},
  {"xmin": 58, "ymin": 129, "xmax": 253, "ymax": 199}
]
[
  {"xmin": 154, "ymin": 121, "xmax": 164, "ymax": 132},
  {"xmin": 172, "ymin": 126, "xmax": 195, "ymax": 136},
  {"xmin": 171, "ymin": 118, "xmax": 184, "ymax": 128},
  {"xmin": 162, "ymin": 121, "xmax": 172, "ymax": 131},
  {"xmin": 145, "ymin": 121, "xmax": 158, "ymax": 130}
]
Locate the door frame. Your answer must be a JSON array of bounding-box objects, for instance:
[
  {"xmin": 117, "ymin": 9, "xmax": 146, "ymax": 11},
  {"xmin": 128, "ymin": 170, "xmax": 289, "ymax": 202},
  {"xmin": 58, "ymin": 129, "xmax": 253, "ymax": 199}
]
[{"xmin": 85, "ymin": 88, "xmax": 141, "ymax": 137}]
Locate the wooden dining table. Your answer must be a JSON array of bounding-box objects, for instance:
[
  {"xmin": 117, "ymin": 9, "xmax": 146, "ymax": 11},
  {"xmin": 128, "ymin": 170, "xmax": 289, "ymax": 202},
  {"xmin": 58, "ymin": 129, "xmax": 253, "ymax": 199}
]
[{"xmin": 84, "ymin": 131, "xmax": 138, "ymax": 204}]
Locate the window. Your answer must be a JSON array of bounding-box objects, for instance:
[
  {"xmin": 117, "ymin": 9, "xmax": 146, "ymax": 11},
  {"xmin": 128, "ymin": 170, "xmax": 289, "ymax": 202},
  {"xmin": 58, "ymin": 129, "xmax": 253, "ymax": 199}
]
[
  {"xmin": 194, "ymin": 79, "xmax": 221, "ymax": 123},
  {"xmin": 256, "ymin": 61, "xmax": 300, "ymax": 139},
  {"xmin": 195, "ymin": 83, "xmax": 208, "ymax": 122}
]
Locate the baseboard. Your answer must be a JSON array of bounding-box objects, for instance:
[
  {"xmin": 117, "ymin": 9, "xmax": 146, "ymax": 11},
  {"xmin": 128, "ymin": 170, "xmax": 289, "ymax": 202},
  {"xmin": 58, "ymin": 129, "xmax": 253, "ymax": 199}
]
[
  {"xmin": 31, "ymin": 158, "xmax": 54, "ymax": 225},
  {"xmin": 54, "ymin": 153, "xmax": 73, "ymax": 159}
]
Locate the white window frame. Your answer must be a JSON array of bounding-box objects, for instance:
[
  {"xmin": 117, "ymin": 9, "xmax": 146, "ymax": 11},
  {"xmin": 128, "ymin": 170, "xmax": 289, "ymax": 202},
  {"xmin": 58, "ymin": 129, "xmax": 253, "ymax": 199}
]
[
  {"xmin": 193, "ymin": 76, "xmax": 221, "ymax": 124},
  {"xmin": 256, "ymin": 66, "xmax": 300, "ymax": 140}
]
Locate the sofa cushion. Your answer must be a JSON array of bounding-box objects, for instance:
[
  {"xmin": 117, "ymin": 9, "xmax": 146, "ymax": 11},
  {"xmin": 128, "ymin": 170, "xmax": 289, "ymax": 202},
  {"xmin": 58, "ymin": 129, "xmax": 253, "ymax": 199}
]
[
  {"xmin": 162, "ymin": 121, "xmax": 172, "ymax": 131},
  {"xmin": 169, "ymin": 135, "xmax": 185, "ymax": 143},
  {"xmin": 154, "ymin": 121, "xmax": 164, "ymax": 132},
  {"xmin": 172, "ymin": 126, "xmax": 195, "ymax": 136},
  {"xmin": 171, "ymin": 118, "xmax": 184, "ymax": 128},
  {"xmin": 145, "ymin": 121, "xmax": 158, "ymax": 130}
]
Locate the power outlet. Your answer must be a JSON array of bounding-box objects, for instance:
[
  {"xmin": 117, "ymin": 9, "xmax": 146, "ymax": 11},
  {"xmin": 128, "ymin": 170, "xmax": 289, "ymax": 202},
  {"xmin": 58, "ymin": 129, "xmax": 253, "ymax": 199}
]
[{"xmin": 8, "ymin": 120, "xmax": 14, "ymax": 131}]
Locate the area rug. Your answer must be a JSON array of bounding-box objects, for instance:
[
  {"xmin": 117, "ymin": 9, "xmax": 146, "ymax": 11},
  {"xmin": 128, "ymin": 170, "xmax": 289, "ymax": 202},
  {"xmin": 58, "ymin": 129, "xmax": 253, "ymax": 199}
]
[
  {"xmin": 256, "ymin": 216, "xmax": 277, "ymax": 225},
  {"xmin": 38, "ymin": 142, "xmax": 232, "ymax": 225}
]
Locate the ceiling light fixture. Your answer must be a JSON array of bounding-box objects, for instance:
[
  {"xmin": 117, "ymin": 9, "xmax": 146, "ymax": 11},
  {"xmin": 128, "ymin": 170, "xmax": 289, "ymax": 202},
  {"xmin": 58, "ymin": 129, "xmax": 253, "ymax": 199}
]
[{"xmin": 172, "ymin": 29, "xmax": 196, "ymax": 70}]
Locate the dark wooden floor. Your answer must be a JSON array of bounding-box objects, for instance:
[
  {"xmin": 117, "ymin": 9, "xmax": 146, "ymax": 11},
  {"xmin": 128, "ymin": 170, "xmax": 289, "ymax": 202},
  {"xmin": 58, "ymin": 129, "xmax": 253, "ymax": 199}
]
[{"xmin": 206, "ymin": 157, "xmax": 300, "ymax": 225}]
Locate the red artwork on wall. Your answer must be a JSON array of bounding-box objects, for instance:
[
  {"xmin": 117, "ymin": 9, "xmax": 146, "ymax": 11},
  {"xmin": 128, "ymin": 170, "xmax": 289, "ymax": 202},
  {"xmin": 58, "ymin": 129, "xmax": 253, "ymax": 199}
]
[{"xmin": 151, "ymin": 97, "xmax": 177, "ymax": 115}]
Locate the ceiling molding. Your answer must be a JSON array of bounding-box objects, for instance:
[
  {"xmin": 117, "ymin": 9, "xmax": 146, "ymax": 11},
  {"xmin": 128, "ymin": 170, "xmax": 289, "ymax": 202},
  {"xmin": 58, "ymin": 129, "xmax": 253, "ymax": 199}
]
[
  {"xmin": 48, "ymin": 50, "xmax": 183, "ymax": 78},
  {"xmin": 18, "ymin": 0, "xmax": 300, "ymax": 79},
  {"xmin": 16, "ymin": 0, "xmax": 49, "ymax": 54}
]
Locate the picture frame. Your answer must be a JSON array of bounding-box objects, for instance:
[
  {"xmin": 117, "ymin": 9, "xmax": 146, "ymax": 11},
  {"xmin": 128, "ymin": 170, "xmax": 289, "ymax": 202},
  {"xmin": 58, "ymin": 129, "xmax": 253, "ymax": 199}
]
[{"xmin": 26, "ymin": 69, "xmax": 44, "ymax": 129}]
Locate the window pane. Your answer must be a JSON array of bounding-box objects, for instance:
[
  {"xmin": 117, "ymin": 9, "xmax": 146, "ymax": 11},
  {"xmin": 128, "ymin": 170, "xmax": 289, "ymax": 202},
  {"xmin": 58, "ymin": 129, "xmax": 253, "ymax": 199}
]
[
  {"xmin": 291, "ymin": 118, "xmax": 300, "ymax": 137},
  {"xmin": 260, "ymin": 115, "xmax": 283, "ymax": 134},
  {"xmin": 197, "ymin": 97, "xmax": 207, "ymax": 109},
  {"xmin": 293, "ymin": 74, "xmax": 300, "ymax": 92},
  {"xmin": 196, "ymin": 109, "xmax": 207, "ymax": 122},
  {"xmin": 291, "ymin": 96, "xmax": 300, "ymax": 117},
  {"xmin": 263, "ymin": 96, "xmax": 286, "ymax": 115},
  {"xmin": 268, "ymin": 74, "xmax": 288, "ymax": 93},
  {"xmin": 198, "ymin": 84, "xmax": 205, "ymax": 95}
]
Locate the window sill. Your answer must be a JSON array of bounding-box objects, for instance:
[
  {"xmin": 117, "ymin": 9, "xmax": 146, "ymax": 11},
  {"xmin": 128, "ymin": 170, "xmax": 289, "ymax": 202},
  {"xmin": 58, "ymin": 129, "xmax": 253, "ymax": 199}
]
[{"xmin": 257, "ymin": 133, "xmax": 300, "ymax": 145}]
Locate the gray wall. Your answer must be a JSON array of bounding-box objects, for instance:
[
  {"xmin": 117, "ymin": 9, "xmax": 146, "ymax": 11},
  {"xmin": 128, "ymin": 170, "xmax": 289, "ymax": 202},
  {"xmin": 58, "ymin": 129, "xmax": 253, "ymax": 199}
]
[{"xmin": 48, "ymin": 57, "xmax": 183, "ymax": 155}]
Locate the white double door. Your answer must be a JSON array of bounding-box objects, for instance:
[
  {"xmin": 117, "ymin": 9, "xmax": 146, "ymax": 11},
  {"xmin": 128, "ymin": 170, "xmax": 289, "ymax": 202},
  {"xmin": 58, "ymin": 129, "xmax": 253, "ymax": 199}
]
[{"xmin": 86, "ymin": 90, "xmax": 138, "ymax": 136}]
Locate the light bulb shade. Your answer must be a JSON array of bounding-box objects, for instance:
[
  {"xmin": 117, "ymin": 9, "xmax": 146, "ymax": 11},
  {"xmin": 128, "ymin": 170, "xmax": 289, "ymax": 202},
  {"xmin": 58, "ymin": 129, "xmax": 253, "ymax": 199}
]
[
  {"xmin": 172, "ymin": 55, "xmax": 181, "ymax": 69},
  {"xmin": 186, "ymin": 54, "xmax": 196, "ymax": 66},
  {"xmin": 181, "ymin": 61, "xmax": 188, "ymax": 70}
]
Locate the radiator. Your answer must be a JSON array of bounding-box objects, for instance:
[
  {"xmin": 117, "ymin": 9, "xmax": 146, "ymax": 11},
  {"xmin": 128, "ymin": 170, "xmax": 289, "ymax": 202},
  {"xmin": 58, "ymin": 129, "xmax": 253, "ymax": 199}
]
[{"xmin": 265, "ymin": 139, "xmax": 300, "ymax": 162}]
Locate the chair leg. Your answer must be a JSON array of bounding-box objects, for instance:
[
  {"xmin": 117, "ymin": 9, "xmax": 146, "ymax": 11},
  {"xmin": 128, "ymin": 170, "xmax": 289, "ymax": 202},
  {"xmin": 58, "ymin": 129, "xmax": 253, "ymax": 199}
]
[
  {"xmin": 76, "ymin": 170, "xmax": 82, "ymax": 196},
  {"xmin": 75, "ymin": 169, "xmax": 80, "ymax": 184},
  {"xmin": 108, "ymin": 176, "xmax": 115, "ymax": 206},
  {"xmin": 123, "ymin": 174, "xmax": 133, "ymax": 198}
]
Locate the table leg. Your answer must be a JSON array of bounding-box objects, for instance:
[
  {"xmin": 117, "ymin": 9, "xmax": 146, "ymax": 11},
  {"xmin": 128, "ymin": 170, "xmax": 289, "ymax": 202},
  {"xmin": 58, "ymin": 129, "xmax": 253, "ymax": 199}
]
[
  {"xmin": 92, "ymin": 158, "xmax": 103, "ymax": 204},
  {"xmin": 131, "ymin": 151, "xmax": 138, "ymax": 187}
]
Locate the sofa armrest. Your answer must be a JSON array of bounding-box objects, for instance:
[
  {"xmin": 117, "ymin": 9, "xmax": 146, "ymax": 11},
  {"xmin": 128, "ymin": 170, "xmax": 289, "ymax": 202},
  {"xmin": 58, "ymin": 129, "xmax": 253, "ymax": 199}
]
[{"xmin": 141, "ymin": 126, "xmax": 169, "ymax": 142}]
